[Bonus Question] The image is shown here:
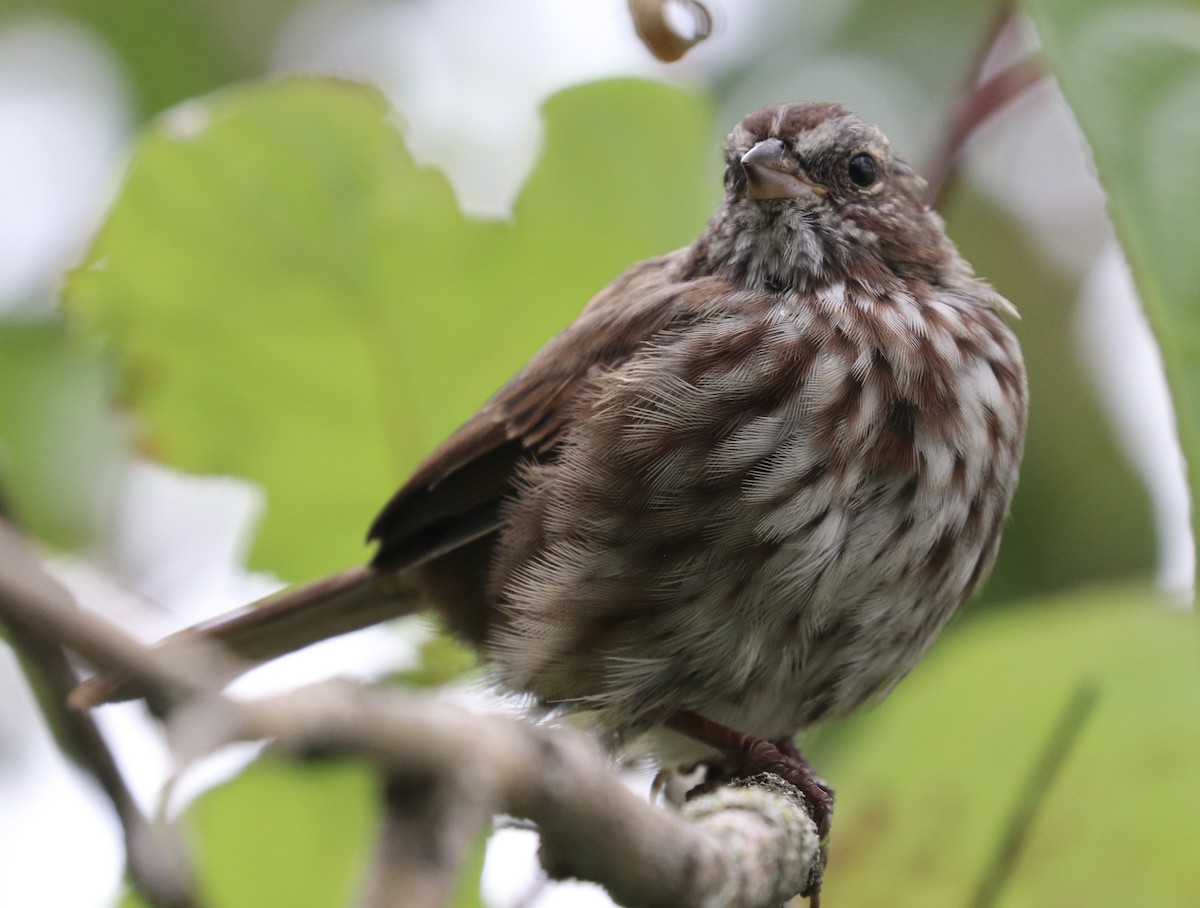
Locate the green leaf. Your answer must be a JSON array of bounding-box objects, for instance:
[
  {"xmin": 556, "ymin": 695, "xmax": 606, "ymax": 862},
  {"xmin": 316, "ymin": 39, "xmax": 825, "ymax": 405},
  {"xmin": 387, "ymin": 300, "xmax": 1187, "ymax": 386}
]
[
  {"xmin": 449, "ymin": 824, "xmax": 491, "ymax": 908},
  {"xmin": 115, "ymin": 889, "xmax": 150, "ymax": 908},
  {"xmin": 943, "ymin": 190, "xmax": 1156, "ymax": 599},
  {"xmin": 815, "ymin": 590, "xmax": 1200, "ymax": 907},
  {"xmin": 392, "ymin": 624, "xmax": 480, "ymax": 690},
  {"xmin": 0, "ymin": 318, "xmax": 123, "ymax": 547},
  {"xmin": 190, "ymin": 757, "xmax": 377, "ymax": 907},
  {"xmin": 67, "ymin": 77, "xmax": 713, "ymax": 582},
  {"xmin": 1023, "ymin": 0, "xmax": 1200, "ymax": 557},
  {"xmin": 0, "ymin": 0, "xmax": 285, "ymax": 116}
]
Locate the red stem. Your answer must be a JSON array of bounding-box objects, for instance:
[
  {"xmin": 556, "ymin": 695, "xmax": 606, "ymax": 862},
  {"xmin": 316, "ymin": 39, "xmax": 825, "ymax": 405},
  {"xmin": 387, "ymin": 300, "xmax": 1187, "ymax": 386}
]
[{"xmin": 925, "ymin": 4, "xmax": 1048, "ymax": 205}]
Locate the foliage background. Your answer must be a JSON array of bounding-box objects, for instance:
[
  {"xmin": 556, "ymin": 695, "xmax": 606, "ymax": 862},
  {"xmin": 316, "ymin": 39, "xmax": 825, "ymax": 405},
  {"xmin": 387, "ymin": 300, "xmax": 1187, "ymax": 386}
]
[{"xmin": 0, "ymin": 1, "xmax": 1197, "ymax": 906}]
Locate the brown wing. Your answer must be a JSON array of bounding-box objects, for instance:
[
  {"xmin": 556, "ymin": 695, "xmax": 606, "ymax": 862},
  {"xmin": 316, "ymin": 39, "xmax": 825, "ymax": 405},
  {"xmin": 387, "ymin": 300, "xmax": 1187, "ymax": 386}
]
[
  {"xmin": 368, "ymin": 249, "xmax": 699, "ymax": 568},
  {"xmin": 71, "ymin": 261, "xmax": 748, "ymax": 708}
]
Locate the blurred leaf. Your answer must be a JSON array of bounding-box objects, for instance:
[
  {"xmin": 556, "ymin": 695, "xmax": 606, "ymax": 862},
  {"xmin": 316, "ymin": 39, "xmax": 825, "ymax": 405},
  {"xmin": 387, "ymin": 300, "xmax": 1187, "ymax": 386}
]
[
  {"xmin": 67, "ymin": 77, "xmax": 713, "ymax": 581},
  {"xmin": 0, "ymin": 0, "xmax": 314, "ymax": 117},
  {"xmin": 814, "ymin": 589, "xmax": 1200, "ymax": 907},
  {"xmin": 712, "ymin": 0, "xmax": 996, "ymax": 162},
  {"xmin": 831, "ymin": 0, "xmax": 997, "ymax": 109},
  {"xmin": 393, "ymin": 625, "xmax": 480, "ymax": 689},
  {"xmin": 116, "ymin": 890, "xmax": 149, "ymax": 908},
  {"xmin": 943, "ymin": 190, "xmax": 1156, "ymax": 600},
  {"xmin": 449, "ymin": 824, "xmax": 491, "ymax": 908},
  {"xmin": 1024, "ymin": 0, "xmax": 1200, "ymax": 558},
  {"xmin": 0, "ymin": 318, "xmax": 122, "ymax": 547},
  {"xmin": 190, "ymin": 756, "xmax": 377, "ymax": 907},
  {"xmin": 0, "ymin": 0, "xmax": 243, "ymax": 116}
]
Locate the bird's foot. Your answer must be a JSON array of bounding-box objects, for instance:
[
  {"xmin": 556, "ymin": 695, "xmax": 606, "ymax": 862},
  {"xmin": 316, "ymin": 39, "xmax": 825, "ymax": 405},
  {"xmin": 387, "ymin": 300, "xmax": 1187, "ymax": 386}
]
[{"xmin": 666, "ymin": 712, "xmax": 834, "ymax": 905}]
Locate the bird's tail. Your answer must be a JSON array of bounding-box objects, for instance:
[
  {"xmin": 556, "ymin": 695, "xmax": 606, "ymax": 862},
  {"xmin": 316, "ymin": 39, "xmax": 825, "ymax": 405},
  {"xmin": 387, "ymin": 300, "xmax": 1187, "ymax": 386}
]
[{"xmin": 70, "ymin": 565, "xmax": 420, "ymax": 709}]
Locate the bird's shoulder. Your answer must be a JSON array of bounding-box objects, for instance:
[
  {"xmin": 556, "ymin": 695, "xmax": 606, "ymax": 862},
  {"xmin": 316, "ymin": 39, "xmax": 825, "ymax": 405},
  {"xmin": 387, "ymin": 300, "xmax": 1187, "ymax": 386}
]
[{"xmin": 366, "ymin": 248, "xmax": 760, "ymax": 567}]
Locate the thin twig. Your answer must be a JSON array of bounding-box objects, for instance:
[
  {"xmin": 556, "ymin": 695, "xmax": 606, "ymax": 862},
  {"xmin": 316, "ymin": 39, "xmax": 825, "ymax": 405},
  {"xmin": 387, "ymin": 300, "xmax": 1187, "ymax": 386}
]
[
  {"xmin": 927, "ymin": 55, "xmax": 1047, "ymax": 205},
  {"xmin": 360, "ymin": 774, "xmax": 491, "ymax": 908},
  {"xmin": 0, "ymin": 520, "xmax": 199, "ymax": 908},
  {"xmin": 926, "ymin": 3, "xmax": 1047, "ymax": 205},
  {"xmin": 970, "ymin": 682, "xmax": 1101, "ymax": 908}
]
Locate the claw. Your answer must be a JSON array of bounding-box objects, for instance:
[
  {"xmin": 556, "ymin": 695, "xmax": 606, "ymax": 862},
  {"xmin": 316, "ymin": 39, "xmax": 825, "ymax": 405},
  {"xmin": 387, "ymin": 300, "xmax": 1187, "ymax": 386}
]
[{"xmin": 666, "ymin": 712, "xmax": 837, "ymax": 905}]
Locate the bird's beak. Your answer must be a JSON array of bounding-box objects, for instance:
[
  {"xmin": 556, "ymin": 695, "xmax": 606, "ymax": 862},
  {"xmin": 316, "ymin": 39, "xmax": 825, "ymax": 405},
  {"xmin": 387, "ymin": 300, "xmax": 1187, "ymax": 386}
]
[{"xmin": 740, "ymin": 138, "xmax": 822, "ymax": 201}]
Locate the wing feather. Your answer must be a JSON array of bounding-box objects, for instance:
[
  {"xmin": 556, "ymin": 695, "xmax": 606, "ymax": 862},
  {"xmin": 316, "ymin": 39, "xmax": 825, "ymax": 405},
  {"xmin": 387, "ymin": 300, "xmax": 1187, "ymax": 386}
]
[{"xmin": 368, "ymin": 251, "xmax": 717, "ymax": 568}]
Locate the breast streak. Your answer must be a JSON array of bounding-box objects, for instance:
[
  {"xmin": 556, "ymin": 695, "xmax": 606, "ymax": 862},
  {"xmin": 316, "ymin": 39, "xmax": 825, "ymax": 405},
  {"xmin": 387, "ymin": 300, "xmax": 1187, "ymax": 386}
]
[{"xmin": 491, "ymin": 286, "xmax": 1023, "ymax": 743}]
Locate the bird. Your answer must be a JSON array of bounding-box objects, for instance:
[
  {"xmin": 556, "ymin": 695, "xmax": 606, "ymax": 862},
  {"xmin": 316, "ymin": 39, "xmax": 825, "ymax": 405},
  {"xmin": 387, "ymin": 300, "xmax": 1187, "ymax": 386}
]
[{"xmin": 74, "ymin": 101, "xmax": 1027, "ymax": 900}]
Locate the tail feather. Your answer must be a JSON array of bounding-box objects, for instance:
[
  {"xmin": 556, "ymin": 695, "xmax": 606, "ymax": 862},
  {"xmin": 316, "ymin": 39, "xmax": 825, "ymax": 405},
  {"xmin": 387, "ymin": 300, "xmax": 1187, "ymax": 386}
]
[{"xmin": 70, "ymin": 565, "xmax": 420, "ymax": 708}]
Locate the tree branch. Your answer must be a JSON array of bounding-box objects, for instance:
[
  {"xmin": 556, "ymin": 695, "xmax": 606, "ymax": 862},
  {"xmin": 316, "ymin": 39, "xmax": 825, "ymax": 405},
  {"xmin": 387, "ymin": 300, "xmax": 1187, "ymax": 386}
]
[
  {"xmin": 0, "ymin": 518, "xmax": 819, "ymax": 908},
  {"xmin": 0, "ymin": 520, "xmax": 199, "ymax": 908},
  {"xmin": 205, "ymin": 682, "xmax": 820, "ymax": 908},
  {"xmin": 360, "ymin": 774, "xmax": 491, "ymax": 908}
]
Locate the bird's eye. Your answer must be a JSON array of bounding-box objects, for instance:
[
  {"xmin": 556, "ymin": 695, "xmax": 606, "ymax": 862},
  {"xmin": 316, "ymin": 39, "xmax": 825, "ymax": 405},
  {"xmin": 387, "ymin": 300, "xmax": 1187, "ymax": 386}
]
[{"xmin": 847, "ymin": 153, "xmax": 878, "ymax": 188}]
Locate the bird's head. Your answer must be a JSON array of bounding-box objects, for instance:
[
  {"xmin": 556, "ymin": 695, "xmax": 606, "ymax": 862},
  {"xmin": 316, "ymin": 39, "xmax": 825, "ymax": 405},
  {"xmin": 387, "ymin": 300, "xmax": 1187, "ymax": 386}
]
[{"xmin": 697, "ymin": 102, "xmax": 958, "ymax": 289}]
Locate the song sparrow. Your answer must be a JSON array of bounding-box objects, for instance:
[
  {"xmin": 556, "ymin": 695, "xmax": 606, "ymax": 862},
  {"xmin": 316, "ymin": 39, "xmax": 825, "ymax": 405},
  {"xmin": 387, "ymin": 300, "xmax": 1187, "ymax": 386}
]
[{"xmin": 77, "ymin": 102, "xmax": 1027, "ymax": 899}]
